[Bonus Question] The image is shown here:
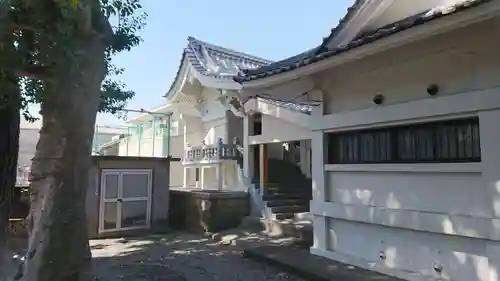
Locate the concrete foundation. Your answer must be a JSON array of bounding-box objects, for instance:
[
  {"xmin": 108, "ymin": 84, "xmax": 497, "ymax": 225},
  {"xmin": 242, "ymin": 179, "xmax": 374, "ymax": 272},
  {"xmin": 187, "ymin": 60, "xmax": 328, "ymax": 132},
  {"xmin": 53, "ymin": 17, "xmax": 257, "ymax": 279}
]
[{"xmin": 168, "ymin": 188, "xmax": 249, "ymax": 234}]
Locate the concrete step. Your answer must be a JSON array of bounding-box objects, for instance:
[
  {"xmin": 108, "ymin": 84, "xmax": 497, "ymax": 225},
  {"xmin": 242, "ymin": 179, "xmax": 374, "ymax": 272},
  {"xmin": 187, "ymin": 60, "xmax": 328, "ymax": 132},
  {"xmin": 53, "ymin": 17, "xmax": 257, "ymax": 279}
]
[
  {"xmin": 270, "ymin": 205, "xmax": 309, "ymax": 214},
  {"xmin": 266, "ymin": 189, "xmax": 307, "ymax": 196},
  {"xmin": 262, "ymin": 194, "xmax": 303, "ymax": 201},
  {"xmin": 257, "ymin": 216, "xmax": 312, "ymax": 239},
  {"xmin": 265, "ymin": 184, "xmax": 309, "ymax": 192},
  {"xmin": 271, "ymin": 213, "xmax": 295, "ymax": 220},
  {"xmin": 266, "ymin": 199, "xmax": 307, "ymax": 207},
  {"xmin": 264, "ymin": 189, "xmax": 312, "ymax": 197},
  {"xmin": 266, "ymin": 192, "xmax": 311, "ymax": 201}
]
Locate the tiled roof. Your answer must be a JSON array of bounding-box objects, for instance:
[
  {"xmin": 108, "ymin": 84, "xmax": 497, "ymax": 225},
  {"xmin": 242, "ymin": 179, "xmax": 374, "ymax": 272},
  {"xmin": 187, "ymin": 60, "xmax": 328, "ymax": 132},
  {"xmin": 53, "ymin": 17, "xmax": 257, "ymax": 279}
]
[
  {"xmin": 319, "ymin": 0, "xmax": 367, "ymax": 50},
  {"xmin": 239, "ymin": 47, "xmax": 320, "ymax": 79},
  {"xmin": 164, "ymin": 37, "xmax": 272, "ymax": 100},
  {"xmin": 235, "ymin": 0, "xmax": 491, "ymax": 83},
  {"xmin": 165, "ymin": 37, "xmax": 310, "ymax": 112},
  {"xmin": 185, "ymin": 37, "xmax": 272, "ymax": 80},
  {"xmin": 164, "ymin": 37, "xmax": 272, "ymax": 98}
]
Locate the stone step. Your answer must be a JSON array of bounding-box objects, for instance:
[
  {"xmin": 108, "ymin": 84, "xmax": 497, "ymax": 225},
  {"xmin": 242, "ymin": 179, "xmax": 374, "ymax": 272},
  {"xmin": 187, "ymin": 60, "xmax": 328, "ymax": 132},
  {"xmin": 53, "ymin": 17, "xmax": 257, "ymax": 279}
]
[
  {"xmin": 271, "ymin": 213, "xmax": 295, "ymax": 220},
  {"xmin": 270, "ymin": 205, "xmax": 309, "ymax": 214},
  {"xmin": 265, "ymin": 193, "xmax": 311, "ymax": 201},
  {"xmin": 266, "ymin": 199, "xmax": 307, "ymax": 207},
  {"xmin": 264, "ymin": 182, "xmax": 282, "ymax": 188},
  {"xmin": 262, "ymin": 194, "xmax": 303, "ymax": 201},
  {"xmin": 265, "ymin": 188, "xmax": 308, "ymax": 196}
]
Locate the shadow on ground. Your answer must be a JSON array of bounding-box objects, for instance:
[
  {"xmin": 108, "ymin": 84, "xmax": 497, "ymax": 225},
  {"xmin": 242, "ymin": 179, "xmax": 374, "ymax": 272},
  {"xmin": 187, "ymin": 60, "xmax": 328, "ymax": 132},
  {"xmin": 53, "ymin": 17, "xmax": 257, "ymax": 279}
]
[{"xmin": 90, "ymin": 232, "xmax": 304, "ymax": 281}]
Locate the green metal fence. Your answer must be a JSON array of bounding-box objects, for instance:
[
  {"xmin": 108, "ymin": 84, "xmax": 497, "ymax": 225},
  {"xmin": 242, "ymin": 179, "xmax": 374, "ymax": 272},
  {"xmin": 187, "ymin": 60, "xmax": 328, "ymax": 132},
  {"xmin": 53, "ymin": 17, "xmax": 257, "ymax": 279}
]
[
  {"xmin": 124, "ymin": 115, "xmax": 172, "ymax": 157},
  {"xmin": 92, "ymin": 114, "xmax": 173, "ymax": 157}
]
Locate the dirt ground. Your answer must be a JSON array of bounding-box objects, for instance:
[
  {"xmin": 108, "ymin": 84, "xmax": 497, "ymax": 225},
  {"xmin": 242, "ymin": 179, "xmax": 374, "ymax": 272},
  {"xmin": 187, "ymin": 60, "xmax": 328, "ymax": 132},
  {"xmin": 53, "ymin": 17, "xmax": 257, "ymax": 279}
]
[
  {"xmin": 90, "ymin": 232, "xmax": 305, "ymax": 281},
  {"xmin": 7, "ymin": 231, "xmax": 303, "ymax": 281}
]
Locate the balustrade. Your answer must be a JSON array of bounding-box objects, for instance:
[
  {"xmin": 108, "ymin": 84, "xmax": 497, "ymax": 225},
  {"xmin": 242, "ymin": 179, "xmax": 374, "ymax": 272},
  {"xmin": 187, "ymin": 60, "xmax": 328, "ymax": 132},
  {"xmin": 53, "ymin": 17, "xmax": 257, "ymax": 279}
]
[{"xmin": 184, "ymin": 139, "xmax": 241, "ymax": 164}]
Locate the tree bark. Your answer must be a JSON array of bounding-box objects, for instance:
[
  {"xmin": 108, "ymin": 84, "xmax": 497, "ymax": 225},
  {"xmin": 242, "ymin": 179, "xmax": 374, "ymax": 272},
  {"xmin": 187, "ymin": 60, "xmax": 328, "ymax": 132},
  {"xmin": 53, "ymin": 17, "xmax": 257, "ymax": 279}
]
[
  {"xmin": 0, "ymin": 77, "xmax": 21, "ymax": 281},
  {"xmin": 20, "ymin": 31, "xmax": 107, "ymax": 281},
  {"xmin": 0, "ymin": 1, "xmax": 22, "ymax": 278}
]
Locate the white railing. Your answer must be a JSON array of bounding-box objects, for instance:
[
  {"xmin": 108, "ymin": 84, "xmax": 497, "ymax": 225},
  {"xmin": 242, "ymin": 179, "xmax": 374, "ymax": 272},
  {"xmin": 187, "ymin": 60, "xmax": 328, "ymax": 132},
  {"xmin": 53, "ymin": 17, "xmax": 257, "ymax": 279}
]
[{"xmin": 184, "ymin": 140, "xmax": 241, "ymax": 165}]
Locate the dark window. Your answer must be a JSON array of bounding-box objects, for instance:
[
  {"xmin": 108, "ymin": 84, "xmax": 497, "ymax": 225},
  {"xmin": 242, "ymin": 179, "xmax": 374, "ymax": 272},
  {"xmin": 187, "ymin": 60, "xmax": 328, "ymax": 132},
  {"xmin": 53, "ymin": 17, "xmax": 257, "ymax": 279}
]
[
  {"xmin": 251, "ymin": 113, "xmax": 262, "ymax": 136},
  {"xmin": 328, "ymin": 117, "xmax": 481, "ymax": 164}
]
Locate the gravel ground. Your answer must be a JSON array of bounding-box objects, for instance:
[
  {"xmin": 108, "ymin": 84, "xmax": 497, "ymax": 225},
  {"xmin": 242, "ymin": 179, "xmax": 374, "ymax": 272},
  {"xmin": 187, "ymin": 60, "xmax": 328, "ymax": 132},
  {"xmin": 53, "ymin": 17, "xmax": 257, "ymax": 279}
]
[{"xmin": 90, "ymin": 232, "xmax": 306, "ymax": 281}]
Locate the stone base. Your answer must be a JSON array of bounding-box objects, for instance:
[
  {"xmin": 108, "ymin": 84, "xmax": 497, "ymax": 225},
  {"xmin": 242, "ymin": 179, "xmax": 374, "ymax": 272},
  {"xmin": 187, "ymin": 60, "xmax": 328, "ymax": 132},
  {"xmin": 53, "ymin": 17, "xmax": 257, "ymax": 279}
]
[{"xmin": 168, "ymin": 189, "xmax": 249, "ymax": 234}]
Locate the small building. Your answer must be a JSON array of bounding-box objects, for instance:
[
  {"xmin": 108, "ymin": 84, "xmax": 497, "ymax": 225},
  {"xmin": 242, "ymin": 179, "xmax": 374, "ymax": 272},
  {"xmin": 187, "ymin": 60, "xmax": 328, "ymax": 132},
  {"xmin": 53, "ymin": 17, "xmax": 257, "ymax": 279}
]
[
  {"xmin": 236, "ymin": 1, "xmax": 500, "ymax": 280},
  {"xmin": 86, "ymin": 155, "xmax": 176, "ymax": 238}
]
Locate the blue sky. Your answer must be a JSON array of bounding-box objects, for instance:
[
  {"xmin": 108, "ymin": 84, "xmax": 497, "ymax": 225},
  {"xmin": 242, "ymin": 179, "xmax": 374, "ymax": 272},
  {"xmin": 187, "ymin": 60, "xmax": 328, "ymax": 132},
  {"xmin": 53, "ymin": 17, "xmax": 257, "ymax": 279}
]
[{"xmin": 95, "ymin": 0, "xmax": 354, "ymax": 125}]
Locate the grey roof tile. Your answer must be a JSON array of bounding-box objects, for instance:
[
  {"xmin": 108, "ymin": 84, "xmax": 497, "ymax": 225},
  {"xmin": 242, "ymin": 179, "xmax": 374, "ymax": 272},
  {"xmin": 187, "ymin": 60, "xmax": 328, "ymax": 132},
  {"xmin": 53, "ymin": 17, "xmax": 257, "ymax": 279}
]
[
  {"xmin": 165, "ymin": 37, "xmax": 272, "ymax": 97},
  {"xmin": 234, "ymin": 0, "xmax": 492, "ymax": 83},
  {"xmin": 185, "ymin": 37, "xmax": 272, "ymax": 79},
  {"xmin": 165, "ymin": 37, "xmax": 310, "ymax": 112},
  {"xmin": 319, "ymin": 0, "xmax": 367, "ymax": 50}
]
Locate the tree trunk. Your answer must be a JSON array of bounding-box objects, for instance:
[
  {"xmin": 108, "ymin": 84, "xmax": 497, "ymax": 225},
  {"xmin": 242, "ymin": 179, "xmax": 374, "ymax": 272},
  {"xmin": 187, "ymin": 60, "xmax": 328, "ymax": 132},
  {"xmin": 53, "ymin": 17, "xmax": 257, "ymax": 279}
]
[
  {"xmin": 20, "ymin": 32, "xmax": 107, "ymax": 281},
  {"xmin": 0, "ymin": 77, "xmax": 21, "ymax": 281},
  {"xmin": 0, "ymin": 1, "xmax": 22, "ymax": 276}
]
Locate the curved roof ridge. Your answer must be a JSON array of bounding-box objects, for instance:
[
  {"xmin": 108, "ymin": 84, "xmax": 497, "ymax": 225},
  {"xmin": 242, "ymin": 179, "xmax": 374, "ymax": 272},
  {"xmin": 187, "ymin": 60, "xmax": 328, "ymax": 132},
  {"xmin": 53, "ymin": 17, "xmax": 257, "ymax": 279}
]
[
  {"xmin": 164, "ymin": 37, "xmax": 272, "ymax": 98},
  {"xmin": 187, "ymin": 36, "xmax": 273, "ymax": 65}
]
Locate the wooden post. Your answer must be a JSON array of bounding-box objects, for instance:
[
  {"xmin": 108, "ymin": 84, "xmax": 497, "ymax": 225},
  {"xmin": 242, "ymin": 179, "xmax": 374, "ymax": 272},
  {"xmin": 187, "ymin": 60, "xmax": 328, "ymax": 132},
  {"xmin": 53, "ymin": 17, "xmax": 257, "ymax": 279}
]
[{"xmin": 259, "ymin": 144, "xmax": 267, "ymax": 193}]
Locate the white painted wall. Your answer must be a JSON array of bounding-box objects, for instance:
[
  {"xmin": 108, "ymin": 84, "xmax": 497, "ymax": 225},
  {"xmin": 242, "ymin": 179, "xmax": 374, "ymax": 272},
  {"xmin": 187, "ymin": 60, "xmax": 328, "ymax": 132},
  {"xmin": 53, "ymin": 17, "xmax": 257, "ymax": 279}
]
[
  {"xmin": 308, "ymin": 18, "xmax": 500, "ymax": 281},
  {"xmin": 173, "ymin": 86, "xmax": 242, "ymax": 189},
  {"xmin": 182, "ymin": 115, "xmax": 204, "ymax": 147},
  {"xmin": 201, "ymin": 89, "xmax": 226, "ymax": 121},
  {"xmin": 244, "ymin": 98, "xmax": 311, "ymax": 128},
  {"xmin": 203, "ymin": 117, "xmax": 227, "ymax": 145},
  {"xmin": 197, "ymin": 103, "xmax": 240, "ymax": 189},
  {"xmin": 320, "ymin": 20, "xmax": 500, "ymax": 116},
  {"xmin": 226, "ymin": 111, "xmax": 243, "ymax": 144},
  {"xmin": 248, "ymin": 114, "xmax": 312, "ymax": 145}
]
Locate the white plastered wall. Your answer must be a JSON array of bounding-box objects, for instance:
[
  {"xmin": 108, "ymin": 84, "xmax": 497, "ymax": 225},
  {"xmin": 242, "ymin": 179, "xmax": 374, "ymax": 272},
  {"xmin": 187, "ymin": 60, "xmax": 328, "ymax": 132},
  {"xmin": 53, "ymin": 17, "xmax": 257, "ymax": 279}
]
[
  {"xmin": 180, "ymin": 86, "xmax": 242, "ymax": 189},
  {"xmin": 309, "ymin": 18, "xmax": 500, "ymax": 281},
  {"xmin": 248, "ymin": 114, "xmax": 312, "ymax": 145}
]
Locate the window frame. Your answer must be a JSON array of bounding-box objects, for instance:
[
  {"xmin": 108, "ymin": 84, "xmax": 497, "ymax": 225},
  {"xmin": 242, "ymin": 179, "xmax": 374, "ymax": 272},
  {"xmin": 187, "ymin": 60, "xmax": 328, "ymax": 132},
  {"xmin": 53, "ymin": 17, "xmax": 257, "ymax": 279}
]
[{"xmin": 327, "ymin": 117, "xmax": 481, "ymax": 164}]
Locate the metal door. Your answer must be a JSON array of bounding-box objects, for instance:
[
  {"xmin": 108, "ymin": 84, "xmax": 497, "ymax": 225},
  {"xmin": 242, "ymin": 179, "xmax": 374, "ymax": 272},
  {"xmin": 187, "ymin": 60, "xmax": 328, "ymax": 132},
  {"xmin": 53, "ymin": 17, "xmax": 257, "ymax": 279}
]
[{"xmin": 99, "ymin": 169, "xmax": 152, "ymax": 233}]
